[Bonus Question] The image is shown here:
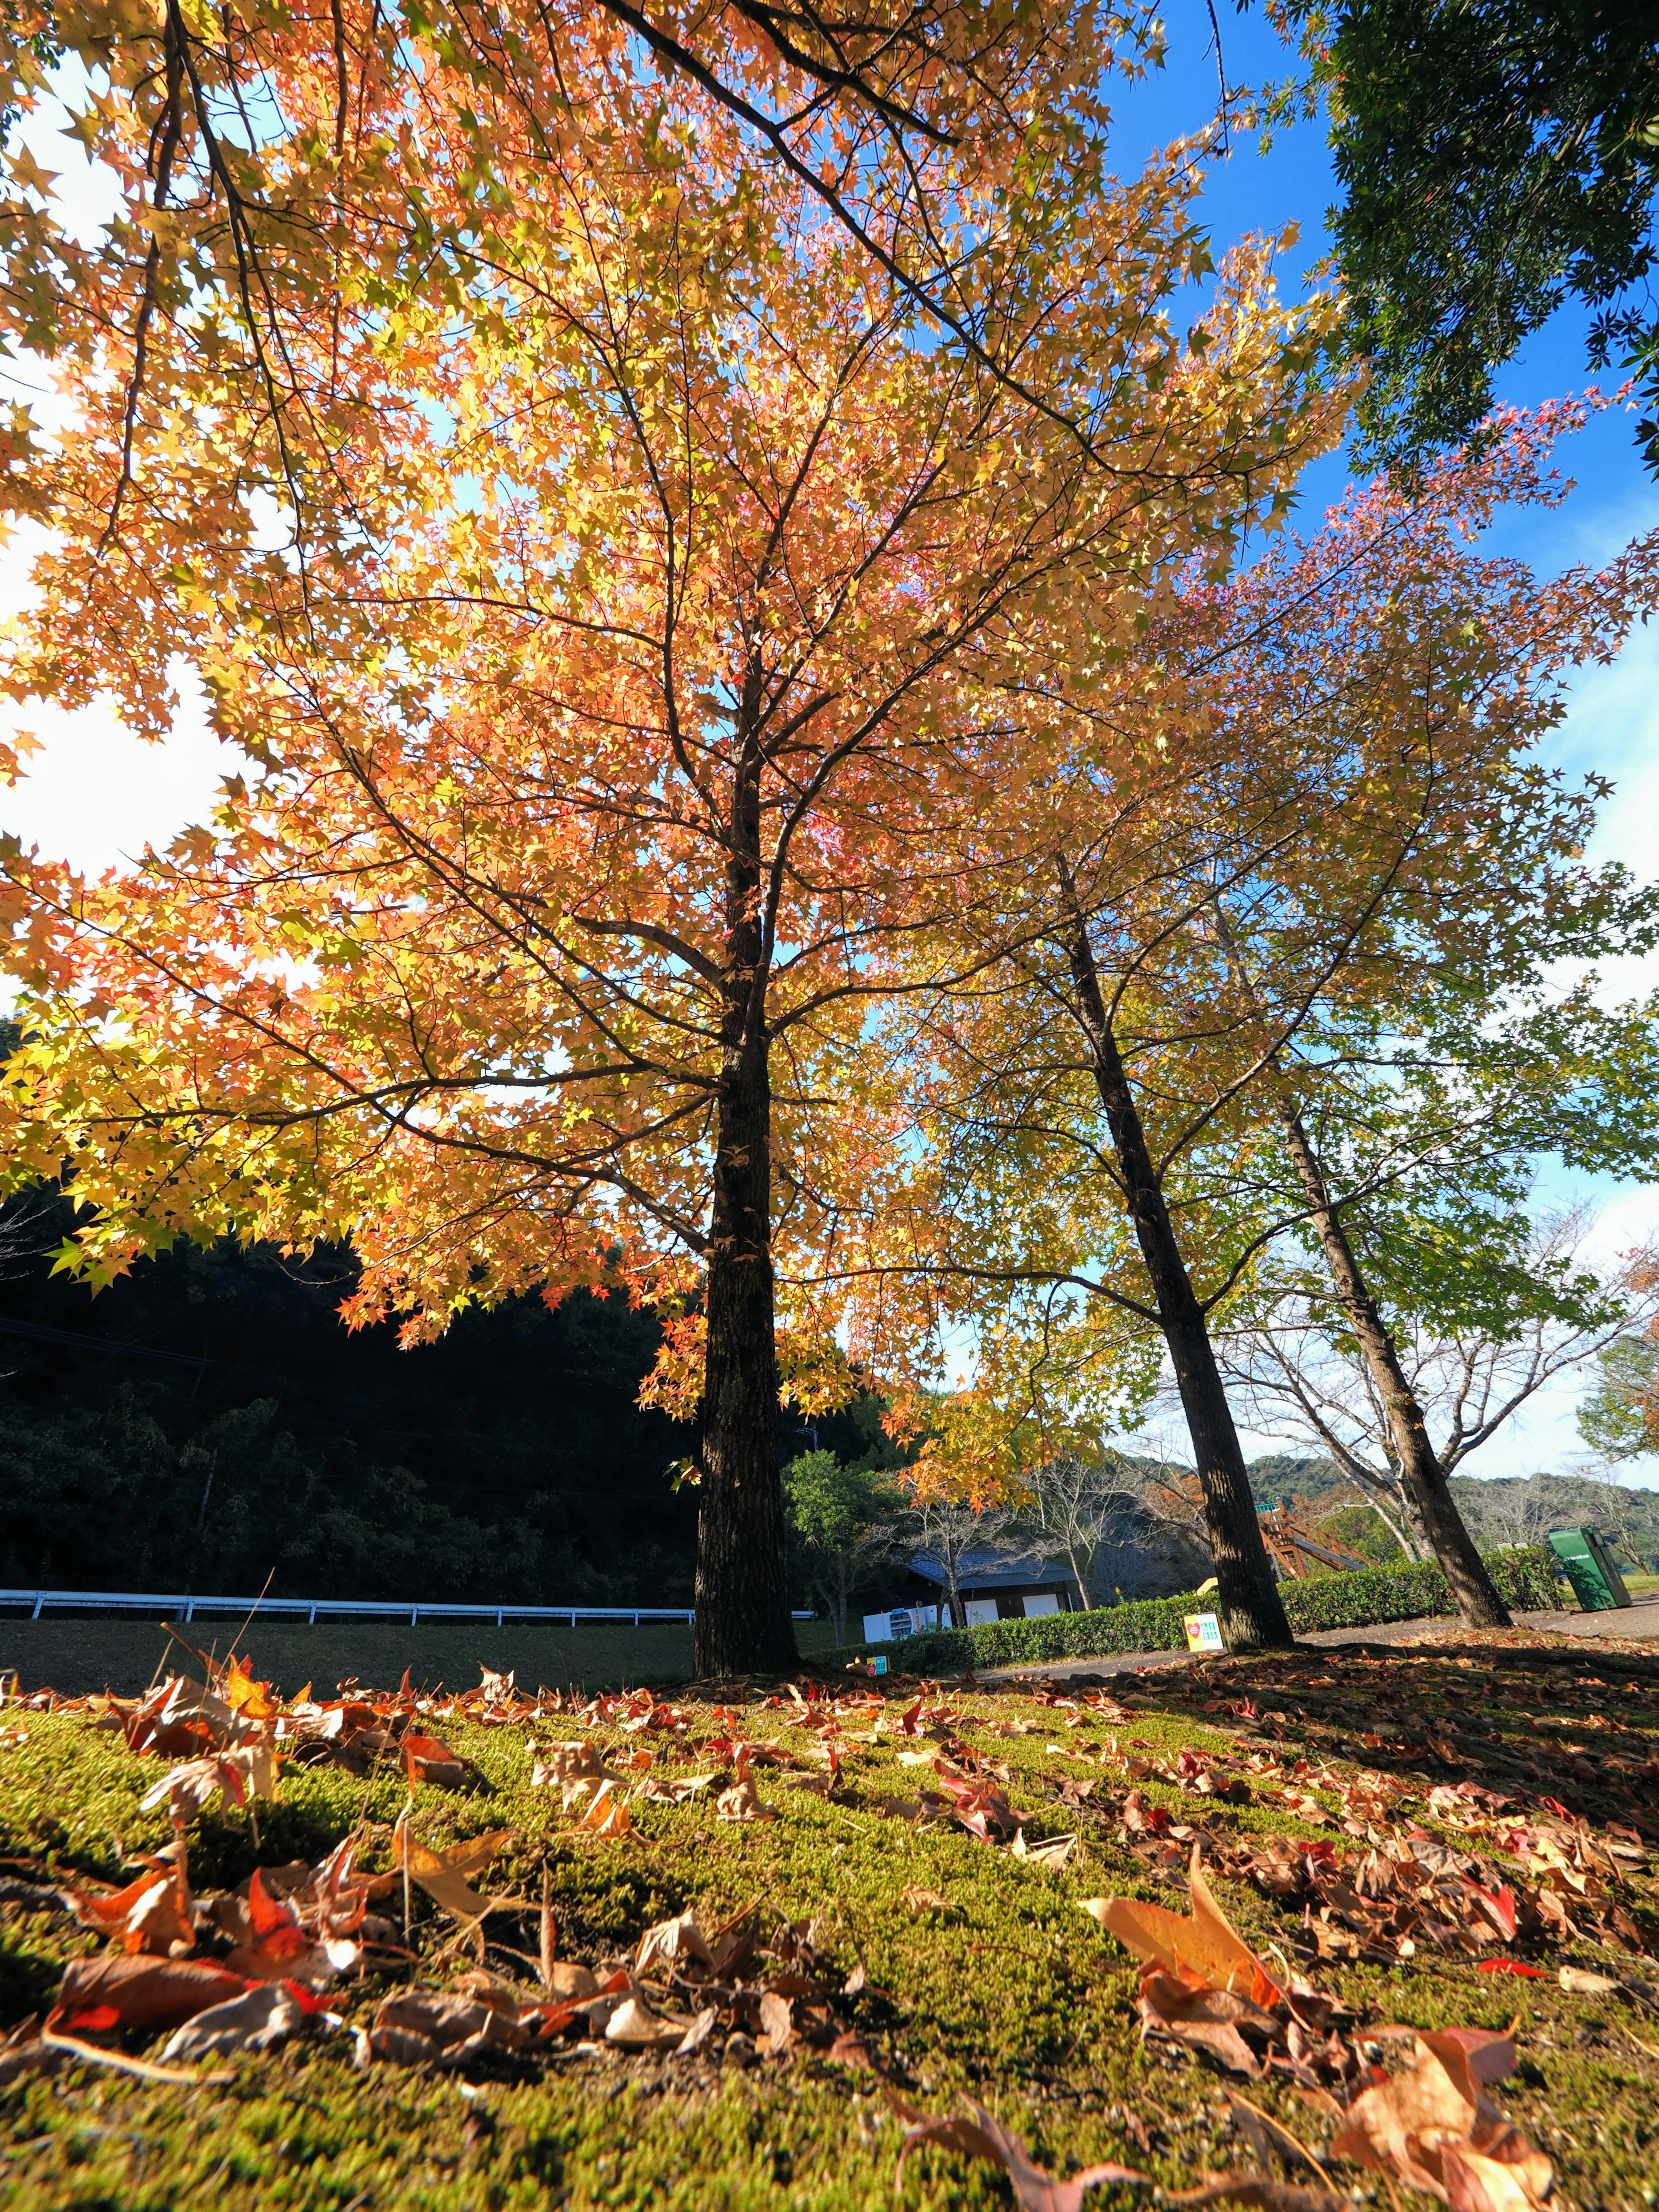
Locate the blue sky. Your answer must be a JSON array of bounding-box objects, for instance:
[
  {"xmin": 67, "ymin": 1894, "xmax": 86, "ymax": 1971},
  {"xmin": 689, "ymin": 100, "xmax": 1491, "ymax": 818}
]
[{"xmin": 3, "ymin": 16, "xmax": 1656, "ymax": 1484}]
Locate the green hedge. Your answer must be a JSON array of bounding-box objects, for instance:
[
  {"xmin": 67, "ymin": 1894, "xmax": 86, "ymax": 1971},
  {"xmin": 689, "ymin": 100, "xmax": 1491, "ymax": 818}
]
[{"xmin": 827, "ymin": 1545, "xmax": 1560, "ymax": 1675}]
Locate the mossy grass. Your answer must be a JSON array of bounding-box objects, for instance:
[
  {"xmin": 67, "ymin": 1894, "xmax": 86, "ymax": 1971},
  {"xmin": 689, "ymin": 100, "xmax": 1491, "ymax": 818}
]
[{"xmin": 3, "ymin": 1636, "xmax": 1657, "ymax": 2210}]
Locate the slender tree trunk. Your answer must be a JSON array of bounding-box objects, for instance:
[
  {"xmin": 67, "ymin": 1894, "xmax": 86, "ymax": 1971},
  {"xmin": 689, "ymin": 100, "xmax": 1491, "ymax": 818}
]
[
  {"xmin": 1061, "ymin": 890, "xmax": 1292, "ymax": 1649},
  {"xmin": 1272, "ymin": 1102, "xmax": 1511, "ymax": 1628},
  {"xmin": 693, "ymin": 728, "xmax": 798, "ymax": 1680}
]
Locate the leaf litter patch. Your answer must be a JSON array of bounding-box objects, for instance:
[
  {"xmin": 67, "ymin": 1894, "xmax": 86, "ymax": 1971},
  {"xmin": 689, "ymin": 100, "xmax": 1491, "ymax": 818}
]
[{"xmin": 0, "ymin": 1637, "xmax": 1656, "ymax": 2207}]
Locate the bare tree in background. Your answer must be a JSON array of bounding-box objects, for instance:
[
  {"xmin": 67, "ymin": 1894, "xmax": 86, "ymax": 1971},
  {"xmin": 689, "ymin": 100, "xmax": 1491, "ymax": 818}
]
[
  {"xmin": 898, "ymin": 1490, "xmax": 1028, "ymax": 1628},
  {"xmin": 1461, "ymin": 1480, "xmax": 1558, "ymax": 1552},
  {"xmin": 1023, "ymin": 1453, "xmax": 1142, "ymax": 1609},
  {"xmin": 1216, "ymin": 1211, "xmax": 1658, "ymax": 1560}
]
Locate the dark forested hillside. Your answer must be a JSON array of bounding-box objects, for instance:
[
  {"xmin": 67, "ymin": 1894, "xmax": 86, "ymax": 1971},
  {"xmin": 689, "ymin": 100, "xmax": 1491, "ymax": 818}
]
[{"xmin": 0, "ymin": 1195, "xmax": 705, "ymax": 1602}]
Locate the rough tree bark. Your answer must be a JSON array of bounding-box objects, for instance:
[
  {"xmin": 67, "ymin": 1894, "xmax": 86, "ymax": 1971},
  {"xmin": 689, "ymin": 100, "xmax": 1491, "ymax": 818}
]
[
  {"xmin": 1059, "ymin": 882, "xmax": 1292, "ymax": 1649},
  {"xmin": 692, "ymin": 721, "xmax": 800, "ymax": 1680},
  {"xmin": 1273, "ymin": 1099, "xmax": 1511, "ymax": 1628}
]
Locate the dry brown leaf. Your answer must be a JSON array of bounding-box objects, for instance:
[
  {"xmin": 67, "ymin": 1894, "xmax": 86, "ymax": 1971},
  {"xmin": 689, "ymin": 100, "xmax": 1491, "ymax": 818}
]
[
  {"xmin": 1328, "ymin": 2031, "xmax": 1549, "ymax": 2211},
  {"xmin": 903, "ymin": 1885, "xmax": 952, "ymax": 1916},
  {"xmin": 138, "ymin": 1746, "xmax": 279, "ymax": 1821},
  {"xmin": 606, "ymin": 1996, "xmax": 692, "ymax": 2050},
  {"xmin": 716, "ymin": 1768, "xmax": 778, "ymax": 1823},
  {"xmin": 758, "ymin": 1990, "xmax": 794, "ymax": 2056},
  {"xmin": 159, "ymin": 1982, "xmax": 305, "ymax": 2060},
  {"xmin": 530, "ymin": 1740, "xmax": 618, "ymax": 1808},
  {"xmin": 895, "ymin": 2094, "xmax": 1148, "ymax": 2212},
  {"xmin": 51, "ymin": 1955, "xmax": 248, "ymax": 2036},
  {"xmin": 675, "ymin": 2006, "xmax": 720, "ymax": 2056},
  {"xmin": 637, "ymin": 1908, "xmax": 716, "ymax": 1977},
  {"xmin": 67, "ymin": 1863, "xmax": 194, "ymax": 1958},
  {"xmin": 1557, "ymin": 1966, "xmax": 1618, "ymax": 1995},
  {"xmin": 1012, "ymin": 1830, "xmax": 1078, "ymax": 1870},
  {"xmin": 369, "ymin": 1989, "xmax": 527, "ymax": 2069},
  {"xmin": 1136, "ymin": 1970, "xmax": 1278, "ymax": 2079},
  {"xmin": 573, "ymin": 1781, "xmax": 633, "ymax": 1838},
  {"xmin": 403, "ymin": 1733, "xmax": 468, "ymax": 1788},
  {"xmin": 395, "ymin": 1821, "xmax": 515, "ymax": 1924}
]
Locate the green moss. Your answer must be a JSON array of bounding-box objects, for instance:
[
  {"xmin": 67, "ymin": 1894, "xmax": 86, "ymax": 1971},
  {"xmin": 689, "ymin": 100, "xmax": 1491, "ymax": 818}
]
[{"xmin": 3, "ymin": 1639, "xmax": 1657, "ymax": 2209}]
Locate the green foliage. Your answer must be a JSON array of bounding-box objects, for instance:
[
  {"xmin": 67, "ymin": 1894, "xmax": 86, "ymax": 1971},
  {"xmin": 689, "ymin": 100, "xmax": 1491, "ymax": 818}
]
[
  {"xmin": 832, "ymin": 1547, "xmax": 1559, "ymax": 1668},
  {"xmin": 781, "ymin": 1450, "xmax": 899, "ymax": 1558},
  {"xmin": 1287, "ymin": 0, "xmax": 1659, "ymax": 472},
  {"xmin": 782, "ymin": 1446, "xmax": 905, "ymax": 1641},
  {"xmin": 1313, "ymin": 1504, "xmax": 1405, "ymax": 1566},
  {"xmin": 1576, "ymin": 1333, "xmax": 1659, "ymax": 1462},
  {"xmin": 0, "ymin": 1199, "xmax": 696, "ymax": 1602}
]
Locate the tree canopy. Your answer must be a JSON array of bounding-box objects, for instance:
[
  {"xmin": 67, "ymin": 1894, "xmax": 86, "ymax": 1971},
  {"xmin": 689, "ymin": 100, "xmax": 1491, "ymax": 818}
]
[{"xmin": 1281, "ymin": 0, "xmax": 1659, "ymax": 472}]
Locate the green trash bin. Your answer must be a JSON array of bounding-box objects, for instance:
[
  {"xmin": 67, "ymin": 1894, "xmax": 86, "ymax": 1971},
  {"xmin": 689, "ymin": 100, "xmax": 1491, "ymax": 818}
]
[{"xmin": 1547, "ymin": 1526, "xmax": 1632, "ymax": 1612}]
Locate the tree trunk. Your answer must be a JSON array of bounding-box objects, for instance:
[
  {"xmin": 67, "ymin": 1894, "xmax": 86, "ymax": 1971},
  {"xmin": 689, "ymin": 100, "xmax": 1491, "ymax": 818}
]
[
  {"xmin": 1273, "ymin": 1101, "xmax": 1511, "ymax": 1628},
  {"xmin": 692, "ymin": 729, "xmax": 799, "ymax": 1681},
  {"xmin": 1061, "ymin": 891, "xmax": 1292, "ymax": 1650}
]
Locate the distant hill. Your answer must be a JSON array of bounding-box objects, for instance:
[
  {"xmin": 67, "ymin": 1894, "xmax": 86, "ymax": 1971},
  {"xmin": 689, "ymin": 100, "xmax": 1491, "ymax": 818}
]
[{"xmin": 1246, "ymin": 1455, "xmax": 1353, "ymax": 1508}]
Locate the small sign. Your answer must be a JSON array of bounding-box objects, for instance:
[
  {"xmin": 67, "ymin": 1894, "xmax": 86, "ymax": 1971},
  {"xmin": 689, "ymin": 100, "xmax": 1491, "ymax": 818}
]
[
  {"xmin": 870, "ymin": 1655, "xmax": 889, "ymax": 1677},
  {"xmin": 1183, "ymin": 1611, "xmax": 1224, "ymax": 1654}
]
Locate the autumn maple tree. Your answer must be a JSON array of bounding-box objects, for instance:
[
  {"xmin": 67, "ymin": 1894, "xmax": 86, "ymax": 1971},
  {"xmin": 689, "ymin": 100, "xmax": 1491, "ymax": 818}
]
[
  {"xmin": 838, "ymin": 404, "xmax": 1658, "ymax": 1644},
  {"xmin": 0, "ymin": 3, "xmax": 1342, "ymax": 1670}
]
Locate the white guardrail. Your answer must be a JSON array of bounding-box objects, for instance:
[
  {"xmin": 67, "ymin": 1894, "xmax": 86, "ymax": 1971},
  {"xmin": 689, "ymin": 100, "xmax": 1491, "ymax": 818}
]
[{"xmin": 2, "ymin": 1588, "xmax": 816, "ymax": 1627}]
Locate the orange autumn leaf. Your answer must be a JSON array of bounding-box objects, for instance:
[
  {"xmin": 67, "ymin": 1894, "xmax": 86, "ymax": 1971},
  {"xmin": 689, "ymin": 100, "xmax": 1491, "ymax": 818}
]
[
  {"xmin": 222, "ymin": 1658, "xmax": 280, "ymax": 1722},
  {"xmin": 68, "ymin": 1863, "xmax": 194, "ymax": 1958},
  {"xmin": 1081, "ymin": 1846, "xmax": 1284, "ymax": 2009}
]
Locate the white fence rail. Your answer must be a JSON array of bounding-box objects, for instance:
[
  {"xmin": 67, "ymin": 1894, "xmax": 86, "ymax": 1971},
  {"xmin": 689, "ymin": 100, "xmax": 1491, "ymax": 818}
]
[{"xmin": 2, "ymin": 1587, "xmax": 816, "ymax": 1628}]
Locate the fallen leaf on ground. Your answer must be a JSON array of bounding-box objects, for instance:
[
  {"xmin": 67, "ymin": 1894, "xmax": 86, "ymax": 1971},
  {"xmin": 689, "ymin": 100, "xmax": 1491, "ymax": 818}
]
[
  {"xmin": 758, "ymin": 1990, "xmax": 793, "ymax": 2056},
  {"xmin": 223, "ymin": 1867, "xmax": 315, "ymax": 1980},
  {"xmin": 543, "ymin": 1961, "xmax": 601, "ymax": 2000},
  {"xmin": 139, "ymin": 1749, "xmax": 278, "ymax": 1821},
  {"xmin": 1329, "ymin": 2030, "xmax": 1551, "ymax": 2211},
  {"xmin": 404, "ymin": 1733, "xmax": 467, "ymax": 1787},
  {"xmin": 717, "ymin": 1768, "xmax": 778, "ymax": 1823},
  {"xmin": 903, "ymin": 1885, "xmax": 952, "ymax": 1916},
  {"xmin": 675, "ymin": 2006, "xmax": 719, "ymax": 2056},
  {"xmin": 159, "ymin": 1981, "xmax": 306, "ymax": 2059},
  {"xmin": 222, "ymin": 1658, "xmax": 280, "ymax": 1722},
  {"xmin": 637, "ymin": 1908, "xmax": 716, "ymax": 1976},
  {"xmin": 530, "ymin": 1740, "xmax": 618, "ymax": 1808},
  {"xmin": 1135, "ymin": 1970, "xmax": 1280, "ymax": 2079},
  {"xmin": 369, "ymin": 1989, "xmax": 527, "ymax": 2069},
  {"xmin": 894, "ymin": 2094, "xmax": 1148, "ymax": 2212},
  {"xmin": 395, "ymin": 1822, "xmax": 515, "ymax": 1925},
  {"xmin": 67, "ymin": 1862, "xmax": 194, "ymax": 1957},
  {"xmin": 573, "ymin": 1781, "xmax": 633, "ymax": 1837},
  {"xmin": 1082, "ymin": 1847, "xmax": 1283, "ymax": 2007},
  {"xmin": 606, "ymin": 1996, "xmax": 693, "ymax": 2050},
  {"xmin": 1012, "ymin": 1830, "xmax": 1078, "ymax": 1870},
  {"xmin": 52, "ymin": 1955, "xmax": 248, "ymax": 2035},
  {"xmin": 1557, "ymin": 1966, "xmax": 1619, "ymax": 1995}
]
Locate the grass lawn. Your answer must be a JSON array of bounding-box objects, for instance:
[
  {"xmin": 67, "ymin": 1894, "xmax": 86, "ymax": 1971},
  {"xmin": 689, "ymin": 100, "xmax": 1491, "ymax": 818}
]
[
  {"xmin": 2, "ymin": 1628, "xmax": 1657, "ymax": 2210},
  {"xmin": 0, "ymin": 1615, "xmax": 840, "ymax": 1701}
]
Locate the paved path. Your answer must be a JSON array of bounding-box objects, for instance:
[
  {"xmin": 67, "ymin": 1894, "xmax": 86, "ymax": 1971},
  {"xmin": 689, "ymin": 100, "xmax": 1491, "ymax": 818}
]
[{"xmin": 976, "ymin": 1594, "xmax": 1659, "ymax": 1686}]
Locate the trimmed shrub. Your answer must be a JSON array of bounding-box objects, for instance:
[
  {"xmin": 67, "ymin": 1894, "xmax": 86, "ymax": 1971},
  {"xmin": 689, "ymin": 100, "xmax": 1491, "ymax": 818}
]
[{"xmin": 826, "ymin": 1544, "xmax": 1559, "ymax": 1674}]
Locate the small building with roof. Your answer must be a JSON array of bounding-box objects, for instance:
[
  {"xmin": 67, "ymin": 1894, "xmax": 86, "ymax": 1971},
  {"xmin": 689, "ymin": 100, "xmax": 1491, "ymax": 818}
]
[{"xmin": 856, "ymin": 1547, "xmax": 1079, "ymax": 1645}]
